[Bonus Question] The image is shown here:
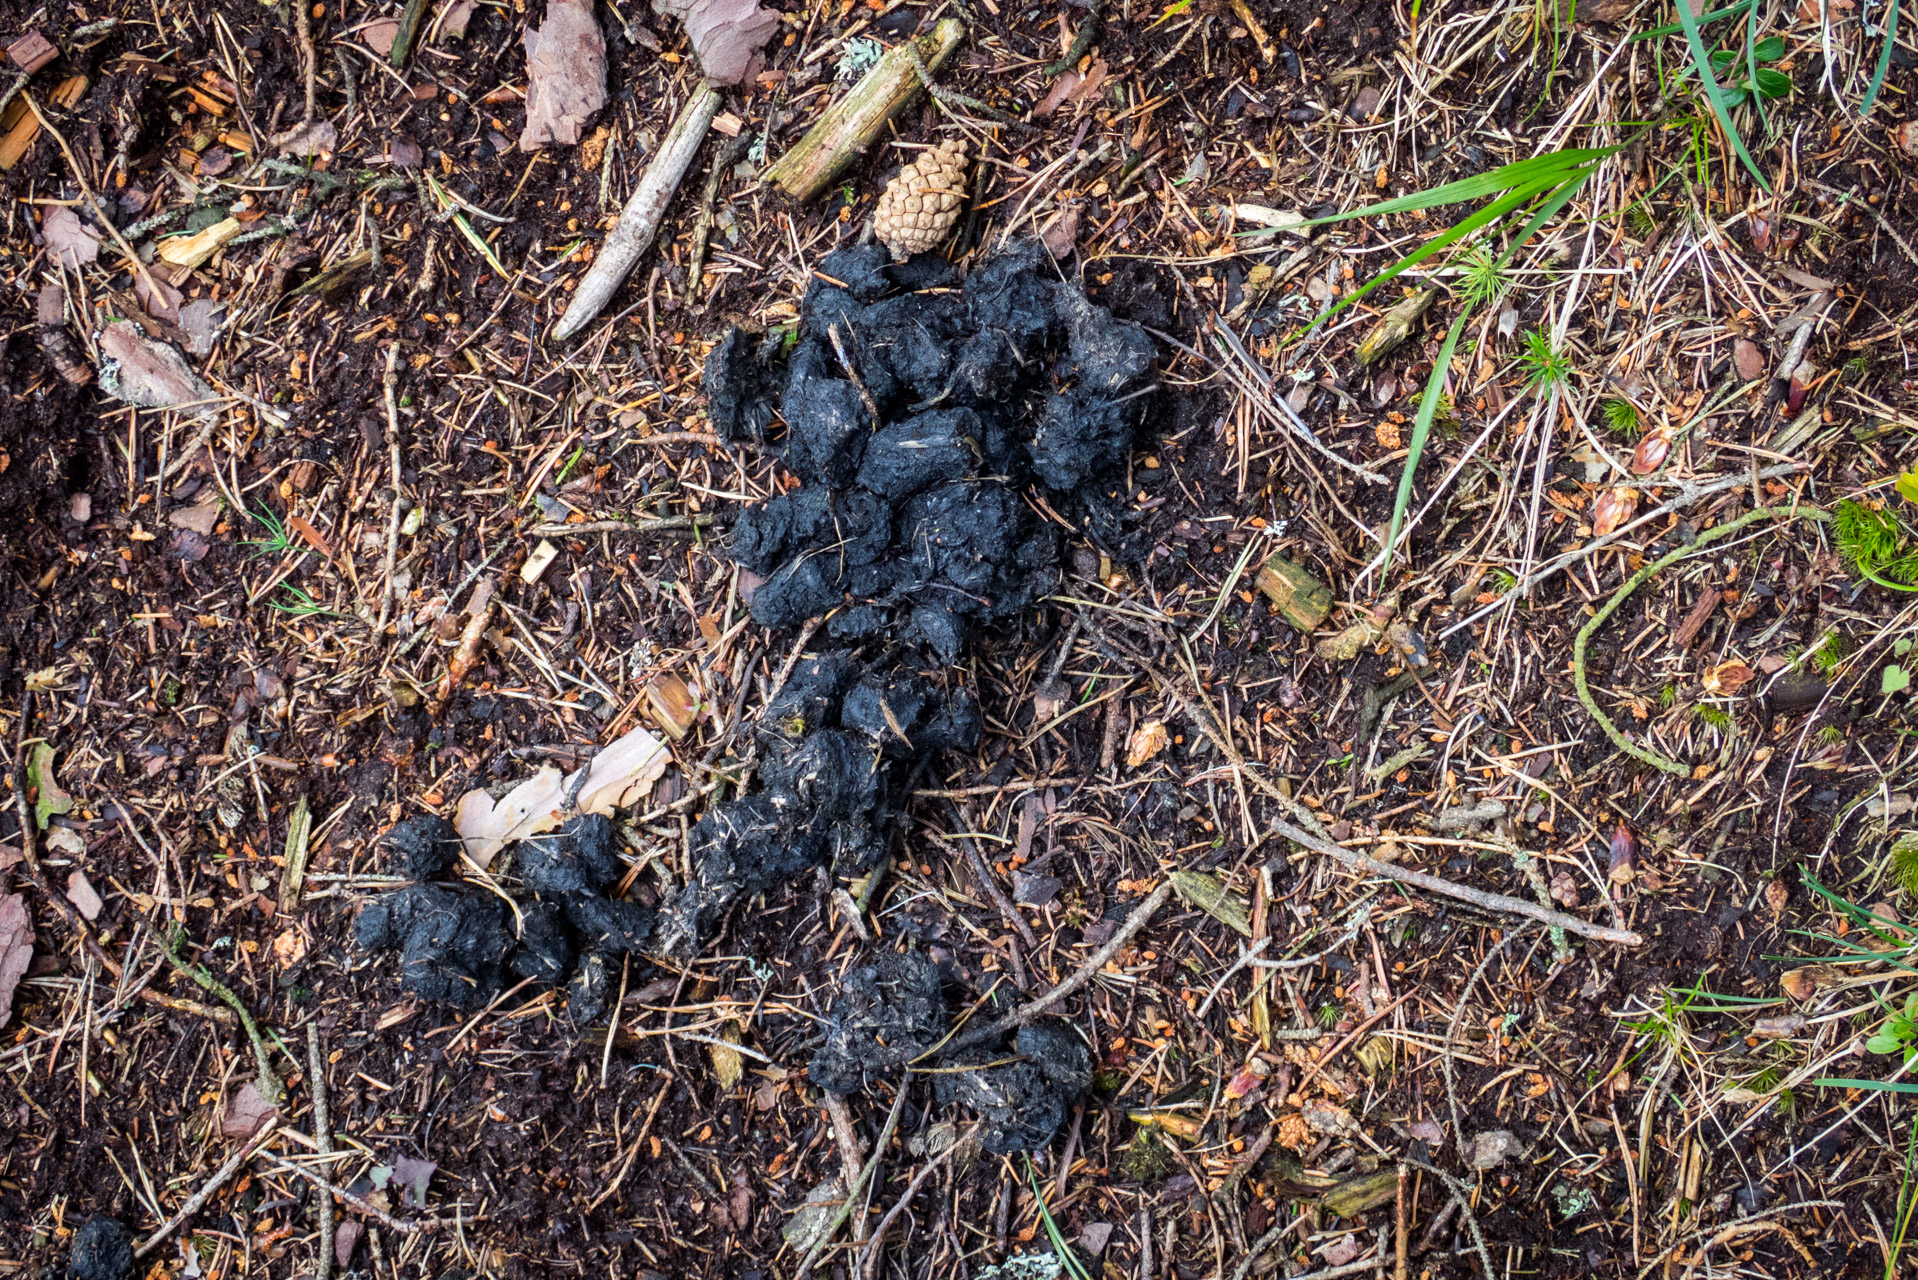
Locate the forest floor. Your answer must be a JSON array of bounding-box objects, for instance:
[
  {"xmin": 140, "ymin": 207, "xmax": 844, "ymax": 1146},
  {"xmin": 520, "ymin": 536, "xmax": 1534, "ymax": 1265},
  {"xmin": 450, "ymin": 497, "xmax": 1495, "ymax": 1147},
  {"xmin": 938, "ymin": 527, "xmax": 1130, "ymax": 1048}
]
[{"xmin": 1, "ymin": 0, "xmax": 1917, "ymax": 1277}]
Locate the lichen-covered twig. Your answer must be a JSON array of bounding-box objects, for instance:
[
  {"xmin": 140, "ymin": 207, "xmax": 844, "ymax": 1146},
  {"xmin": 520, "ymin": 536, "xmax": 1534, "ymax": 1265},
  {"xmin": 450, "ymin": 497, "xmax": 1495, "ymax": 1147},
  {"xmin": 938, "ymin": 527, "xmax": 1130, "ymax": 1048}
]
[
  {"xmin": 156, "ymin": 916, "xmax": 286, "ymax": 1103},
  {"xmin": 1573, "ymin": 505, "xmax": 1829, "ymax": 776},
  {"xmin": 1044, "ymin": 0, "xmax": 1105, "ymax": 74},
  {"xmin": 308, "ymin": 1023, "xmax": 335, "ymax": 1280},
  {"xmin": 763, "ymin": 20, "xmax": 967, "ymax": 202}
]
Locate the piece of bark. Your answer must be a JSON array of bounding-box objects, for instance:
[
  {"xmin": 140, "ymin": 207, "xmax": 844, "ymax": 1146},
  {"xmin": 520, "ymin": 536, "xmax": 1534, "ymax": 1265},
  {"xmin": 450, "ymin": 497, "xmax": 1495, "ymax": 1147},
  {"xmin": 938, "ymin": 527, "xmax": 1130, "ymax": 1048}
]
[
  {"xmin": 551, "ymin": 83, "xmax": 720, "ymax": 341},
  {"xmin": 97, "ymin": 322, "xmax": 216, "ymax": 409},
  {"xmin": 7, "ymin": 32, "xmax": 57, "ymax": 74},
  {"xmin": 1671, "ymin": 587, "xmax": 1720, "ymax": 649},
  {"xmin": 1255, "ymin": 555, "xmax": 1333, "ymax": 631},
  {"xmin": 762, "ymin": 18, "xmax": 965, "ymax": 203},
  {"xmin": 1354, "ymin": 287, "xmax": 1437, "ymax": 365},
  {"xmin": 519, "ymin": 0, "xmax": 607, "ymax": 151},
  {"xmin": 653, "ymin": 0, "xmax": 779, "ymax": 86},
  {"xmin": 0, "ymin": 895, "xmax": 31, "ymax": 1031}
]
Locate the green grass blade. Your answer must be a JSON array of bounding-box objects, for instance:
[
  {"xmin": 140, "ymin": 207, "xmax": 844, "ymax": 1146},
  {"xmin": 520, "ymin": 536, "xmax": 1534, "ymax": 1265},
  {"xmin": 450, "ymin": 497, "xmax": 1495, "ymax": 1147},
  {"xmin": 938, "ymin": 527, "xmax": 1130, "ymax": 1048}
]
[
  {"xmin": 1310, "ymin": 181, "xmax": 1548, "ymax": 329},
  {"xmin": 1299, "ymin": 148, "xmax": 1618, "ymax": 225},
  {"xmin": 1862, "ymin": 0, "xmax": 1900, "ymax": 115},
  {"xmin": 1630, "ymin": 0, "xmax": 1754, "ymax": 39},
  {"xmin": 1812, "ymin": 1077, "xmax": 1918, "ymax": 1093},
  {"xmin": 1383, "ymin": 310, "xmax": 1470, "ymax": 568},
  {"xmin": 1493, "ymin": 167, "xmax": 1598, "ymax": 270},
  {"xmin": 1673, "ymin": 0, "xmax": 1772, "ymax": 191}
]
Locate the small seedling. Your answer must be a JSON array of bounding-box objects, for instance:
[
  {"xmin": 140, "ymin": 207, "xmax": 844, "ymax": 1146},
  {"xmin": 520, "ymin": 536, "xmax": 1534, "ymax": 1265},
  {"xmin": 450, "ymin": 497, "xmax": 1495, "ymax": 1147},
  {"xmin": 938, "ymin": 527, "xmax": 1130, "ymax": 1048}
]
[
  {"xmin": 240, "ymin": 504, "xmax": 292, "ymax": 559},
  {"xmin": 1835, "ymin": 499, "xmax": 1918, "ymax": 592},
  {"xmin": 1602, "ymin": 399, "xmax": 1640, "ymax": 434},
  {"xmin": 1453, "ymin": 243, "xmax": 1509, "ymax": 309},
  {"xmin": 1706, "ymin": 35, "xmax": 1793, "ymax": 106},
  {"xmin": 1518, "ymin": 327, "xmax": 1571, "ymax": 390},
  {"xmin": 272, "ymin": 585, "xmax": 343, "ymax": 619},
  {"xmin": 1867, "ymin": 993, "xmax": 1918, "ymax": 1065}
]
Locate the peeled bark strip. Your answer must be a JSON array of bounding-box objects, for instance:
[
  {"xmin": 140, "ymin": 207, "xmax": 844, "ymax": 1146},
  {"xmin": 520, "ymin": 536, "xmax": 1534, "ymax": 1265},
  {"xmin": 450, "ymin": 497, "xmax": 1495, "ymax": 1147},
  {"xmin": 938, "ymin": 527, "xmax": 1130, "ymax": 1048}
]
[
  {"xmin": 761, "ymin": 18, "xmax": 965, "ymax": 203},
  {"xmin": 551, "ymin": 83, "xmax": 721, "ymax": 343}
]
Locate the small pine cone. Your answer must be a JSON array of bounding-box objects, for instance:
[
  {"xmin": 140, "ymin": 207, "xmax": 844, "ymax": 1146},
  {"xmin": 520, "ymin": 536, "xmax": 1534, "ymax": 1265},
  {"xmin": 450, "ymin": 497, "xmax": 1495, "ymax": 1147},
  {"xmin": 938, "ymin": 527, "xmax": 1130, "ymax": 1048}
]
[{"xmin": 873, "ymin": 140, "xmax": 969, "ymax": 262}]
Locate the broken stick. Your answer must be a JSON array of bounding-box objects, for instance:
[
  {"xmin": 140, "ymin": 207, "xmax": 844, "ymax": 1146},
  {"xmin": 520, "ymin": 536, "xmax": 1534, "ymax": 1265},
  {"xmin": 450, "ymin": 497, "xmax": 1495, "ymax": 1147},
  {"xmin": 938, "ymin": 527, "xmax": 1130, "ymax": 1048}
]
[
  {"xmin": 761, "ymin": 18, "xmax": 966, "ymax": 203},
  {"xmin": 551, "ymin": 82, "xmax": 722, "ymax": 343}
]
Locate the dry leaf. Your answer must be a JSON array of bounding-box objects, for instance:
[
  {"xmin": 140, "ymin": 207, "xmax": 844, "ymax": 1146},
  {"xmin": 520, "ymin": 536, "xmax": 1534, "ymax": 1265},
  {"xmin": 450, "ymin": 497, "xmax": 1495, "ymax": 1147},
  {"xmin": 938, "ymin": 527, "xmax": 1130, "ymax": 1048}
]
[
  {"xmin": 1702, "ymin": 661, "xmax": 1756, "ymax": 695},
  {"xmin": 135, "ymin": 269, "xmax": 185, "ymax": 325},
  {"xmin": 1170, "ymin": 869, "xmax": 1252, "ymax": 936},
  {"xmin": 179, "ymin": 298, "xmax": 226, "ymax": 356},
  {"xmin": 1033, "ymin": 69, "xmax": 1083, "ymax": 118},
  {"xmin": 222, "ymin": 1080, "xmax": 280, "ymax": 1138},
  {"xmin": 97, "ymin": 322, "xmax": 216, "ymax": 410},
  {"xmin": 169, "ymin": 493, "xmax": 221, "ymax": 536},
  {"xmin": 0, "ymin": 894, "xmax": 33, "ymax": 1031},
  {"xmin": 1733, "ymin": 337, "xmax": 1766, "ymax": 382},
  {"xmin": 652, "ymin": 0, "xmax": 779, "ymax": 86},
  {"xmin": 1591, "ymin": 487, "xmax": 1638, "ymax": 536},
  {"xmin": 65, "ymin": 870, "xmax": 103, "ymax": 921},
  {"xmin": 1039, "ymin": 201, "xmax": 1081, "ymax": 260},
  {"xmin": 333, "ymin": 1222, "xmax": 364, "ymax": 1268},
  {"xmin": 454, "ymin": 766, "xmax": 566, "ymax": 868},
  {"xmin": 1125, "ymin": 719, "xmax": 1169, "ymax": 768},
  {"xmin": 360, "ymin": 17, "xmax": 400, "ymax": 54},
  {"xmin": 387, "ymin": 1156, "xmax": 437, "ymax": 1208},
  {"xmin": 41, "ymin": 205, "xmax": 100, "ymax": 268},
  {"xmin": 519, "ymin": 0, "xmax": 607, "ymax": 150},
  {"xmin": 437, "ymin": 0, "xmax": 479, "ymax": 41},
  {"xmin": 453, "ymin": 725, "xmax": 669, "ymax": 866},
  {"xmin": 271, "ymin": 119, "xmax": 337, "ymax": 157}
]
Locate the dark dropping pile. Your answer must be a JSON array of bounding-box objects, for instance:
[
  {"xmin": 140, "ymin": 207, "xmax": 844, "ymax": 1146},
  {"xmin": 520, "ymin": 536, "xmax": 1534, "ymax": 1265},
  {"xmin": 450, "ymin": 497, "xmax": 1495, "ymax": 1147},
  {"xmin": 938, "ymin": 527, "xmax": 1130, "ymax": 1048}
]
[
  {"xmin": 706, "ymin": 239, "xmax": 1157, "ymax": 662},
  {"xmin": 354, "ymin": 813, "xmax": 652, "ymax": 1021},
  {"xmin": 66, "ymin": 1217, "xmax": 133, "ymax": 1280},
  {"xmin": 809, "ymin": 950, "xmax": 1091, "ymax": 1153},
  {"xmin": 651, "ymin": 654, "xmax": 977, "ymax": 956}
]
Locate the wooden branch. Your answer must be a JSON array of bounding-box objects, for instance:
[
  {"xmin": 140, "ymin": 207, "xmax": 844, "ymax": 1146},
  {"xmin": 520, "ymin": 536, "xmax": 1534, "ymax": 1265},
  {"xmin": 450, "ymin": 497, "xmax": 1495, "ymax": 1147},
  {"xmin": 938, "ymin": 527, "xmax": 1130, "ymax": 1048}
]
[
  {"xmin": 552, "ymin": 83, "xmax": 721, "ymax": 343},
  {"xmin": 761, "ymin": 19, "xmax": 966, "ymax": 203}
]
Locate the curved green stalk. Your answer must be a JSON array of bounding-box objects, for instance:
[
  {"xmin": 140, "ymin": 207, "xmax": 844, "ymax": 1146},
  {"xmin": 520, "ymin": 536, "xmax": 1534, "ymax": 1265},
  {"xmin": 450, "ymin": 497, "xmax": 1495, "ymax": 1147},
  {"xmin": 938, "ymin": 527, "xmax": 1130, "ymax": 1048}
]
[{"xmin": 1573, "ymin": 506, "xmax": 1829, "ymax": 775}]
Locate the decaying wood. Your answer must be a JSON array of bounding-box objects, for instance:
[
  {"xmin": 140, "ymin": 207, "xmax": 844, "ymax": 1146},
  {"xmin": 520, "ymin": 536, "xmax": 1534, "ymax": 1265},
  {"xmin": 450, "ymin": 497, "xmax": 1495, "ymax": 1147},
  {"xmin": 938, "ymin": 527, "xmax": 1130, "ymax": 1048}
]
[{"xmin": 760, "ymin": 18, "xmax": 965, "ymax": 203}]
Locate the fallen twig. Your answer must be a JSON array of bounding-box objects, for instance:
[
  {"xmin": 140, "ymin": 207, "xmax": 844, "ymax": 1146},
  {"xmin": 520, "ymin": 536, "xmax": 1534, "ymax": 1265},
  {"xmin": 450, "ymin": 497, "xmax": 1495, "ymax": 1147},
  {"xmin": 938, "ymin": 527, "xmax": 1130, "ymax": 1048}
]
[
  {"xmin": 553, "ymin": 84, "xmax": 722, "ymax": 343},
  {"xmin": 944, "ymin": 880, "xmax": 1176, "ymax": 1055},
  {"xmin": 586, "ymin": 1073, "xmax": 673, "ymax": 1213},
  {"xmin": 795, "ymin": 1084, "xmax": 909, "ymax": 1277},
  {"xmin": 1075, "ymin": 614, "xmax": 1643, "ymax": 944},
  {"xmin": 134, "ymin": 1119, "xmax": 281, "ymax": 1258},
  {"xmin": 858, "ymin": 1124, "xmax": 981, "ymax": 1279},
  {"xmin": 375, "ymin": 342, "xmax": 405, "ymax": 636},
  {"xmin": 307, "ymin": 1023, "xmax": 335, "ymax": 1280},
  {"xmin": 264, "ymin": 1155, "xmax": 454, "ymax": 1234},
  {"xmin": 526, "ymin": 514, "xmax": 722, "ymax": 537},
  {"xmin": 1266, "ymin": 824, "xmax": 1641, "ymax": 944}
]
